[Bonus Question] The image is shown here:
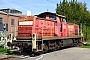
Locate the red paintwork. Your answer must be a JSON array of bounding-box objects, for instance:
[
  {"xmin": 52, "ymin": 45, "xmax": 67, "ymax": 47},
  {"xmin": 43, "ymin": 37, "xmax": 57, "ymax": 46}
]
[
  {"xmin": 62, "ymin": 22, "xmax": 67, "ymax": 36},
  {"xmin": 67, "ymin": 23, "xmax": 79, "ymax": 36},
  {"xmin": 18, "ymin": 25, "xmax": 32, "ymax": 37},
  {"xmin": 18, "ymin": 16, "xmax": 55, "ymax": 37},
  {"xmin": 18, "ymin": 12, "xmax": 79, "ymax": 37},
  {"xmin": 34, "ymin": 17, "xmax": 55, "ymax": 37},
  {"xmin": 74, "ymin": 24, "xmax": 79, "ymax": 35},
  {"xmin": 67, "ymin": 23, "xmax": 74, "ymax": 36}
]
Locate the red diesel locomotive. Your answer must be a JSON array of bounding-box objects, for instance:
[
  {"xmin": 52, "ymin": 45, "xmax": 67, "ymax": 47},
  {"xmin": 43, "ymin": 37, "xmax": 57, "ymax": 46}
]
[{"xmin": 9, "ymin": 12, "xmax": 83, "ymax": 55}]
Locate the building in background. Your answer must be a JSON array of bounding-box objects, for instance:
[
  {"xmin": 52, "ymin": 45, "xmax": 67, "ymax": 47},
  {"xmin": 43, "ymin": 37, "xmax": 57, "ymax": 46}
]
[
  {"xmin": 0, "ymin": 8, "xmax": 22, "ymax": 14},
  {"xmin": 0, "ymin": 8, "xmax": 22, "ymax": 37}
]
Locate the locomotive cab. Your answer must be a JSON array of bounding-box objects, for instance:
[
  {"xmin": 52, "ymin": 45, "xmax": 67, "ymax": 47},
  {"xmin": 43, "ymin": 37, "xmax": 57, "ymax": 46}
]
[{"xmin": 37, "ymin": 12, "xmax": 67, "ymax": 37}]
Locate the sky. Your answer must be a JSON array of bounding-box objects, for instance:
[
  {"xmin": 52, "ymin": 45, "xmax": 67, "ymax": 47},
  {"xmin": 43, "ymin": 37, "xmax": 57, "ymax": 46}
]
[{"xmin": 0, "ymin": 0, "xmax": 90, "ymax": 15}]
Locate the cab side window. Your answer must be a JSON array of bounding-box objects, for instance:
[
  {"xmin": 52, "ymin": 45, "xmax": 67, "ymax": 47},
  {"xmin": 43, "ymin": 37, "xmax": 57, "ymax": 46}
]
[
  {"xmin": 38, "ymin": 14, "xmax": 46, "ymax": 19},
  {"xmin": 62, "ymin": 18, "xmax": 66, "ymax": 22},
  {"xmin": 49, "ymin": 14, "xmax": 56, "ymax": 20}
]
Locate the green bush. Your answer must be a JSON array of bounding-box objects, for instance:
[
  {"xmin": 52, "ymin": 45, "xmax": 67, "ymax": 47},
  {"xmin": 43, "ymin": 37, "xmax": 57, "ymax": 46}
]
[
  {"xmin": 80, "ymin": 44, "xmax": 90, "ymax": 48},
  {"xmin": 0, "ymin": 37, "xmax": 1, "ymax": 41},
  {"xmin": 0, "ymin": 46, "xmax": 13, "ymax": 54}
]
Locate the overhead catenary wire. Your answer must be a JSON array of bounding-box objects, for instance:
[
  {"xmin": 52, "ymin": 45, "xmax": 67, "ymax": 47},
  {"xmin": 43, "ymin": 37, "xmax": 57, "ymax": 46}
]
[
  {"xmin": 46, "ymin": 0, "xmax": 57, "ymax": 12},
  {"xmin": 47, "ymin": 0, "xmax": 56, "ymax": 4}
]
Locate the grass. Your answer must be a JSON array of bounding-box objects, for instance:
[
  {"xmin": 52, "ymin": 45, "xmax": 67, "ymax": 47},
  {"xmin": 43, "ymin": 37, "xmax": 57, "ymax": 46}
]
[
  {"xmin": 0, "ymin": 37, "xmax": 1, "ymax": 41},
  {"xmin": 0, "ymin": 46, "xmax": 13, "ymax": 54},
  {"xmin": 0, "ymin": 37, "xmax": 13, "ymax": 54},
  {"xmin": 83, "ymin": 40, "xmax": 90, "ymax": 42},
  {"xmin": 80, "ymin": 44, "xmax": 90, "ymax": 48}
]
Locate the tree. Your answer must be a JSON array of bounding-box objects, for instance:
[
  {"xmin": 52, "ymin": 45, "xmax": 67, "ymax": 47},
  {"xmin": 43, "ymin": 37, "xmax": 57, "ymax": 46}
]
[{"xmin": 56, "ymin": 0, "xmax": 90, "ymax": 41}]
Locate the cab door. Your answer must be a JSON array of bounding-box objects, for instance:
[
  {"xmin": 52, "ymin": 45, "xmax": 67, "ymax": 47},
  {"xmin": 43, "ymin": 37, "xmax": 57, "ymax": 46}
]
[{"xmin": 61, "ymin": 18, "xmax": 67, "ymax": 36}]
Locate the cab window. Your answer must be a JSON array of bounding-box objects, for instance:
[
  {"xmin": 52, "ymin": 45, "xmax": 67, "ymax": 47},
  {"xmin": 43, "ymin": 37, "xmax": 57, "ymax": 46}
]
[
  {"xmin": 49, "ymin": 14, "xmax": 56, "ymax": 20},
  {"xmin": 38, "ymin": 14, "xmax": 46, "ymax": 19},
  {"xmin": 62, "ymin": 18, "xmax": 66, "ymax": 22}
]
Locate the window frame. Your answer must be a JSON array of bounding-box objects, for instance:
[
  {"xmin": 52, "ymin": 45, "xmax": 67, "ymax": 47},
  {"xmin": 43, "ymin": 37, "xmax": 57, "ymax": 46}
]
[
  {"xmin": 49, "ymin": 14, "xmax": 56, "ymax": 20},
  {"xmin": 11, "ymin": 19, "xmax": 14, "ymax": 26},
  {"xmin": 62, "ymin": 18, "xmax": 66, "ymax": 22},
  {"xmin": 0, "ymin": 17, "xmax": 2, "ymax": 23}
]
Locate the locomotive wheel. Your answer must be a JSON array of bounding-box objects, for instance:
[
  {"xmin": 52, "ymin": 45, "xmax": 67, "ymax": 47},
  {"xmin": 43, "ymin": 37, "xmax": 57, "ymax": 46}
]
[
  {"xmin": 59, "ymin": 41, "xmax": 62, "ymax": 49},
  {"xmin": 22, "ymin": 47, "xmax": 27, "ymax": 53},
  {"xmin": 54, "ymin": 42, "xmax": 58, "ymax": 51},
  {"xmin": 43, "ymin": 44, "xmax": 48, "ymax": 53},
  {"xmin": 30, "ymin": 53, "xmax": 36, "ymax": 57}
]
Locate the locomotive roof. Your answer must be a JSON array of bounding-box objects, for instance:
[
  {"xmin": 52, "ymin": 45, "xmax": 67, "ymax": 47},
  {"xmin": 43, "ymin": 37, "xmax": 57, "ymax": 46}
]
[{"xmin": 36, "ymin": 12, "xmax": 66, "ymax": 18}]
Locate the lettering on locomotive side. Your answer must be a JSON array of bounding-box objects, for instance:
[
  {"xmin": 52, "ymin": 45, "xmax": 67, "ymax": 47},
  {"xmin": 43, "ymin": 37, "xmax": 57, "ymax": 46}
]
[{"xmin": 19, "ymin": 21, "xmax": 33, "ymax": 25}]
